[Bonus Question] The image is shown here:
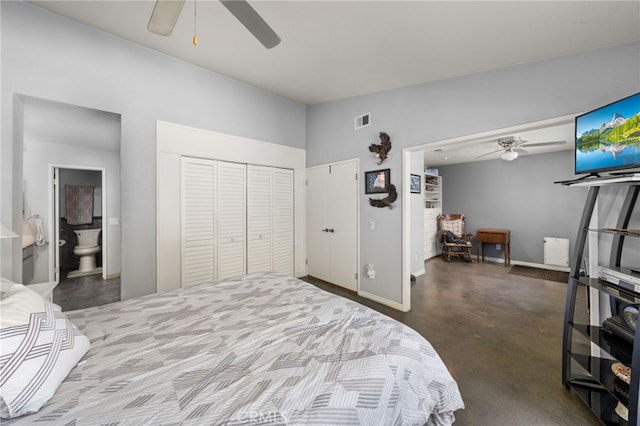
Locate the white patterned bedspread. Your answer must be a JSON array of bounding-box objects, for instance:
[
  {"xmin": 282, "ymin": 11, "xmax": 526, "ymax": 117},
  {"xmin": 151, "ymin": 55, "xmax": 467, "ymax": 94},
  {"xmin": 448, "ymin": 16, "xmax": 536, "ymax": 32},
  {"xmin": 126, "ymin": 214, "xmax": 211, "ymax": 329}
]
[{"xmin": 9, "ymin": 273, "xmax": 463, "ymax": 425}]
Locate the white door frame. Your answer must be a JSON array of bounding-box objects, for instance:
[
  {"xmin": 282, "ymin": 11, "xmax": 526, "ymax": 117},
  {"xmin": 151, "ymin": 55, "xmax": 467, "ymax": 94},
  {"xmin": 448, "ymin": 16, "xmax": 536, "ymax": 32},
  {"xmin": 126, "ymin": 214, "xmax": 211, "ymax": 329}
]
[
  {"xmin": 401, "ymin": 150, "xmax": 412, "ymax": 312},
  {"xmin": 48, "ymin": 164, "xmax": 107, "ymax": 282}
]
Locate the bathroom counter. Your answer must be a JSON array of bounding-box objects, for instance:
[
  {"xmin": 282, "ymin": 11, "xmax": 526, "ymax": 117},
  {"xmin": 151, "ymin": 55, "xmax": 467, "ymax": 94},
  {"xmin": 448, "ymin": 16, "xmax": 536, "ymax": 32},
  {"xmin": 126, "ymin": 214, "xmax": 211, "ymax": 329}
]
[{"xmin": 22, "ymin": 233, "xmax": 35, "ymax": 249}]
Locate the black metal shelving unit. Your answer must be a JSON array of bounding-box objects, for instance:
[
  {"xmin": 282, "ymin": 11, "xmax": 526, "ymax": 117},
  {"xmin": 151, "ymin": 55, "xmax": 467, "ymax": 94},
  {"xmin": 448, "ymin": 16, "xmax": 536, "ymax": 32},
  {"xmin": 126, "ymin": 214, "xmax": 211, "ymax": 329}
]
[{"xmin": 562, "ymin": 177, "xmax": 640, "ymax": 425}]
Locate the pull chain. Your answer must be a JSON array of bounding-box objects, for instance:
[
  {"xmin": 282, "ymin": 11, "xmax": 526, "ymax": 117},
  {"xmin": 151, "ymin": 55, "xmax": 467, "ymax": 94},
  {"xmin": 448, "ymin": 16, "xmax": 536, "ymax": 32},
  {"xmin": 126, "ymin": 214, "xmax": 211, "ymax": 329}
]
[{"xmin": 192, "ymin": 0, "xmax": 198, "ymax": 45}]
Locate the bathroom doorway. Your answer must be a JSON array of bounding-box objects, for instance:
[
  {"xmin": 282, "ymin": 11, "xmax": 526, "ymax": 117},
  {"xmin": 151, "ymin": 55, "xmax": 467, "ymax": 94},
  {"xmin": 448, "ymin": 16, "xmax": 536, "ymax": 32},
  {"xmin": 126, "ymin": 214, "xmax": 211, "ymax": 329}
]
[
  {"xmin": 52, "ymin": 166, "xmax": 107, "ymax": 284},
  {"xmin": 20, "ymin": 95, "xmax": 121, "ymax": 309}
]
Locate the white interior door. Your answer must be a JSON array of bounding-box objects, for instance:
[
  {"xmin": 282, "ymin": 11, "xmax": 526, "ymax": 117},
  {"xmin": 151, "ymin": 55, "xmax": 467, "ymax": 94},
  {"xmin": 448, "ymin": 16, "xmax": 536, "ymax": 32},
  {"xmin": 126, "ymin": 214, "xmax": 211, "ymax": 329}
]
[
  {"xmin": 247, "ymin": 165, "xmax": 272, "ymax": 274},
  {"xmin": 53, "ymin": 167, "xmax": 60, "ymax": 283},
  {"xmin": 181, "ymin": 157, "xmax": 216, "ymax": 287},
  {"xmin": 307, "ymin": 161, "xmax": 358, "ymax": 291},
  {"xmin": 217, "ymin": 161, "xmax": 246, "ymax": 280},
  {"xmin": 328, "ymin": 161, "xmax": 358, "ymax": 291},
  {"xmin": 307, "ymin": 167, "xmax": 331, "ymax": 280},
  {"xmin": 272, "ymin": 168, "xmax": 294, "ymax": 275}
]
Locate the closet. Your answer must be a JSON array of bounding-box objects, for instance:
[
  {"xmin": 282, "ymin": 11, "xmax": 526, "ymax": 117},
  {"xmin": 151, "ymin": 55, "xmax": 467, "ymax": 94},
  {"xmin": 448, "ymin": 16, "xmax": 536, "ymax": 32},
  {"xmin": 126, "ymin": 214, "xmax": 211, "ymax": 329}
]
[
  {"xmin": 307, "ymin": 160, "xmax": 358, "ymax": 291},
  {"xmin": 247, "ymin": 165, "xmax": 294, "ymax": 275},
  {"xmin": 181, "ymin": 157, "xmax": 293, "ymax": 287}
]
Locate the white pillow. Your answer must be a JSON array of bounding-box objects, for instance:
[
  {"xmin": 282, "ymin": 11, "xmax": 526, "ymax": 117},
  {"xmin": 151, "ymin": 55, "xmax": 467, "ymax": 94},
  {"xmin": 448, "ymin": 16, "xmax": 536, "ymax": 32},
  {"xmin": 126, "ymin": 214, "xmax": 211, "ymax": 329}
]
[{"xmin": 0, "ymin": 280, "xmax": 90, "ymax": 419}]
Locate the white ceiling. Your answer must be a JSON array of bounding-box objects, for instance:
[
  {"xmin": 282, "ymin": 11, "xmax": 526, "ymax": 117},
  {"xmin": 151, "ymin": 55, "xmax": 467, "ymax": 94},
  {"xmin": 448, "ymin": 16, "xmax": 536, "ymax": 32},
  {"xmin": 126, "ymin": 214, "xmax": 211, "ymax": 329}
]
[
  {"xmin": 30, "ymin": 0, "xmax": 640, "ymax": 106},
  {"xmin": 419, "ymin": 115, "xmax": 575, "ymax": 166}
]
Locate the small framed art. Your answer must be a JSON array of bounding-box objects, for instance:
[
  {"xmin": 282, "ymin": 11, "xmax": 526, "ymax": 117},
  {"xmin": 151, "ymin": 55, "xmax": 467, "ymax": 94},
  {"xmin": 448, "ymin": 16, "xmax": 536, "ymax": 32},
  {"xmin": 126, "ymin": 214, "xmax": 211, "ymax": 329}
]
[
  {"xmin": 410, "ymin": 174, "xmax": 421, "ymax": 193},
  {"xmin": 365, "ymin": 169, "xmax": 390, "ymax": 194}
]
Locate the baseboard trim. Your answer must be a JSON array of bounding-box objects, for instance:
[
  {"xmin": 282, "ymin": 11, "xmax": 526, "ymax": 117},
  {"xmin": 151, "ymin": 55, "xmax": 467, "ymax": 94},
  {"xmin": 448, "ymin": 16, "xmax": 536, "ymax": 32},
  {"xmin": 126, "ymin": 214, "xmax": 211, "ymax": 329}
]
[
  {"xmin": 358, "ymin": 289, "xmax": 404, "ymax": 311},
  {"xmin": 482, "ymin": 256, "xmax": 569, "ymax": 272},
  {"xmin": 412, "ymin": 268, "xmax": 426, "ymax": 278}
]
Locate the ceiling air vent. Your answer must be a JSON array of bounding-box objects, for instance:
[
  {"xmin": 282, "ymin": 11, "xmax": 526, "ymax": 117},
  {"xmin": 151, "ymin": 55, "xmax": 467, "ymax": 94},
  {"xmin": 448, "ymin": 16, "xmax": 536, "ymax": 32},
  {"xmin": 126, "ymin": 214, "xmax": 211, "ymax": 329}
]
[{"xmin": 354, "ymin": 113, "xmax": 371, "ymax": 130}]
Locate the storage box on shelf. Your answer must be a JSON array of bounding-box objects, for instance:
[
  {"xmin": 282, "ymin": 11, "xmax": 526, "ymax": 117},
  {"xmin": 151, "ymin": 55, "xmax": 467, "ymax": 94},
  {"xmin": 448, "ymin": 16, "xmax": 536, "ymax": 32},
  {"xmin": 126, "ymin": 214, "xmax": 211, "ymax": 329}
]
[
  {"xmin": 562, "ymin": 175, "xmax": 640, "ymax": 425},
  {"xmin": 424, "ymin": 172, "xmax": 442, "ymax": 260}
]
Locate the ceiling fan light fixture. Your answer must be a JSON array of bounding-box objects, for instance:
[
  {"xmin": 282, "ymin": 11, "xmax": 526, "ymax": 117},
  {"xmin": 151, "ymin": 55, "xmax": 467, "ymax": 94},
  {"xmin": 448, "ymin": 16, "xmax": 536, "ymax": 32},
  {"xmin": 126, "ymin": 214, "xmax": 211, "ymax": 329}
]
[{"xmin": 501, "ymin": 150, "xmax": 518, "ymax": 161}]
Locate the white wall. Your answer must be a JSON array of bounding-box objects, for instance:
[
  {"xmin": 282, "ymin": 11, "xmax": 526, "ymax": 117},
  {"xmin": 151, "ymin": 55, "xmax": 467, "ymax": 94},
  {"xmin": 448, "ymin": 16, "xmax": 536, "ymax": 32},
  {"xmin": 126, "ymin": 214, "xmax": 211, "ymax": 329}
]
[
  {"xmin": 1, "ymin": 2, "xmax": 305, "ymax": 297},
  {"xmin": 23, "ymin": 138, "xmax": 121, "ymax": 282}
]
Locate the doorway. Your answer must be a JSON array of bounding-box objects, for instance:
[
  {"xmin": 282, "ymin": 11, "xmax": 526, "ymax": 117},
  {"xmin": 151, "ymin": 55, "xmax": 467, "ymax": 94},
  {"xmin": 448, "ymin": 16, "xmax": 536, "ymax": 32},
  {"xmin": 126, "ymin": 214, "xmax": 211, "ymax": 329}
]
[
  {"xmin": 19, "ymin": 95, "xmax": 122, "ymax": 309},
  {"xmin": 52, "ymin": 166, "xmax": 106, "ymax": 284}
]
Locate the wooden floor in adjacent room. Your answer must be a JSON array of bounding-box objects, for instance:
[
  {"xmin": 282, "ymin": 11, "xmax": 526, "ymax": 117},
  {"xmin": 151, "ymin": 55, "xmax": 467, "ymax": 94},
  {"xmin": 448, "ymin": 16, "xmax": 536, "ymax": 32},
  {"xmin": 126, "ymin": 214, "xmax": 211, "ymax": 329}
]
[{"xmin": 304, "ymin": 258, "xmax": 600, "ymax": 426}]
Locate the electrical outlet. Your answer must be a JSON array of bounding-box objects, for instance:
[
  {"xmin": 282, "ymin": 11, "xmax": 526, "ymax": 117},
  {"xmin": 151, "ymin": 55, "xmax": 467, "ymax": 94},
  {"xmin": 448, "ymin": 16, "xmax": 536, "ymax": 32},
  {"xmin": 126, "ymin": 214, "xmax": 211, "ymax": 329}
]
[{"xmin": 496, "ymin": 243, "xmax": 501, "ymax": 250}]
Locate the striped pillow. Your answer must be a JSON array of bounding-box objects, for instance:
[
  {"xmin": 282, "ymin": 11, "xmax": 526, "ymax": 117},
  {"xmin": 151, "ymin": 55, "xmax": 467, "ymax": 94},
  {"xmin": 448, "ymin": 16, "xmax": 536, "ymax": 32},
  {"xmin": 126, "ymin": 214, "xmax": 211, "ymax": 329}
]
[{"xmin": 0, "ymin": 280, "xmax": 90, "ymax": 419}]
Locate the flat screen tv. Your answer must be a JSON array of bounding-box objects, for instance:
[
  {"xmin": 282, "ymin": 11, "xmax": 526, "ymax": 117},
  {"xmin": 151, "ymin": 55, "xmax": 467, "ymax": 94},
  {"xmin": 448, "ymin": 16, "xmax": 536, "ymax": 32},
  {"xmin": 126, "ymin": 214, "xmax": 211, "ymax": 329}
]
[{"xmin": 575, "ymin": 92, "xmax": 640, "ymax": 175}]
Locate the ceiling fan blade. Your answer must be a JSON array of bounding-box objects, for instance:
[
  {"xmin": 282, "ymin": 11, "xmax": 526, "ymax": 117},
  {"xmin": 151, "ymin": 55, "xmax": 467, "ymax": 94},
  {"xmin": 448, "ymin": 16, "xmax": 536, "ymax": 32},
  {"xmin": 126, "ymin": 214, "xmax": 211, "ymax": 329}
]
[
  {"xmin": 520, "ymin": 140, "xmax": 567, "ymax": 148},
  {"xmin": 475, "ymin": 148, "xmax": 503, "ymax": 159},
  {"xmin": 147, "ymin": 0, "xmax": 185, "ymax": 36},
  {"xmin": 220, "ymin": 0, "xmax": 281, "ymax": 49}
]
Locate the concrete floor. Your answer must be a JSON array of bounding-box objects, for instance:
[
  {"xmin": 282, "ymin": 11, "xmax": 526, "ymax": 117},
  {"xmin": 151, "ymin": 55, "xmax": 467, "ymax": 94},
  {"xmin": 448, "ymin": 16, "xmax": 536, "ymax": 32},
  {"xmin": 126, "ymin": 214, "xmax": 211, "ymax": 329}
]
[
  {"xmin": 305, "ymin": 259, "xmax": 600, "ymax": 425},
  {"xmin": 52, "ymin": 259, "xmax": 600, "ymax": 424}
]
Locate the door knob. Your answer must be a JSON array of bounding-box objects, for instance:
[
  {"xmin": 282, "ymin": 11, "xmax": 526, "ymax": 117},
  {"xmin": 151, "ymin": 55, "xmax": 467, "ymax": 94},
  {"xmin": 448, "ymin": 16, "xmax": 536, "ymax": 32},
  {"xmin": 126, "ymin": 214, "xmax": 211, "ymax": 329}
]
[
  {"xmin": 322, "ymin": 228, "xmax": 329, "ymax": 232},
  {"xmin": 328, "ymin": 228, "xmax": 335, "ymax": 233}
]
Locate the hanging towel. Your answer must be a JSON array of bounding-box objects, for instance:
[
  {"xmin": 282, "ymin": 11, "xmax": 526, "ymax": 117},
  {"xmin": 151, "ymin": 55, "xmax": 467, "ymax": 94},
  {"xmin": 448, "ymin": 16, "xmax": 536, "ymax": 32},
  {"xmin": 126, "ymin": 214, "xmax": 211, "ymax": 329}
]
[
  {"xmin": 66, "ymin": 185, "xmax": 94, "ymax": 225},
  {"xmin": 26, "ymin": 214, "xmax": 47, "ymax": 246}
]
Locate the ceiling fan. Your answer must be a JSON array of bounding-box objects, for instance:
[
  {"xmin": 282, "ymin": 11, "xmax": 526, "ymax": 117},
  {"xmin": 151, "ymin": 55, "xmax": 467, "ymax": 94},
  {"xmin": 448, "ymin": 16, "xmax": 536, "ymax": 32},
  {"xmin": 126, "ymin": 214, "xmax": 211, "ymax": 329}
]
[
  {"xmin": 475, "ymin": 136, "xmax": 567, "ymax": 162},
  {"xmin": 147, "ymin": 0, "xmax": 281, "ymax": 49}
]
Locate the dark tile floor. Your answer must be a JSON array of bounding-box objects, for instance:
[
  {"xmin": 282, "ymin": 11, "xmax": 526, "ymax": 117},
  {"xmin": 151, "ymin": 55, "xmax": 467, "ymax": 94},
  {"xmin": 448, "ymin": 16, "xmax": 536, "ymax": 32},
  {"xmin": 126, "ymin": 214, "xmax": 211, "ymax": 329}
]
[
  {"xmin": 304, "ymin": 259, "xmax": 599, "ymax": 425},
  {"xmin": 53, "ymin": 270, "xmax": 120, "ymax": 311}
]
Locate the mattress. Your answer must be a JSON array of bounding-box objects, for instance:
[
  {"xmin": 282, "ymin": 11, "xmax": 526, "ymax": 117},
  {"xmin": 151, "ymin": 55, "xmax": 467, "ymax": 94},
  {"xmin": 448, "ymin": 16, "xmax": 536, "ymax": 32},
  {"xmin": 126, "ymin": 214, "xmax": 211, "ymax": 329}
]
[{"xmin": 8, "ymin": 273, "xmax": 463, "ymax": 425}]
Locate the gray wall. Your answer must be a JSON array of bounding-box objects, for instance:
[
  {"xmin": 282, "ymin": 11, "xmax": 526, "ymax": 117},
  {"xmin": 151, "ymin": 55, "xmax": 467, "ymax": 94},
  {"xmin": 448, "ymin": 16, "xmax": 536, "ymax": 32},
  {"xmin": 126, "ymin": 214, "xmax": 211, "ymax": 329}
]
[
  {"xmin": 1, "ymin": 2, "xmax": 305, "ymax": 297},
  {"xmin": 437, "ymin": 150, "xmax": 587, "ymax": 263},
  {"xmin": 306, "ymin": 42, "xmax": 640, "ymax": 305}
]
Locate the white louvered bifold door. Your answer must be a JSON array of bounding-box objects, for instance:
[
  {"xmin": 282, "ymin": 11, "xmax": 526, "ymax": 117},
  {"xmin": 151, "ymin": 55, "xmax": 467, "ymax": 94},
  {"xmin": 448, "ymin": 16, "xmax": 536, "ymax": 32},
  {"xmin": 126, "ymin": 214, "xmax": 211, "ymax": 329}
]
[
  {"xmin": 272, "ymin": 168, "xmax": 294, "ymax": 275},
  {"xmin": 247, "ymin": 165, "xmax": 273, "ymax": 274},
  {"xmin": 181, "ymin": 157, "xmax": 216, "ymax": 287},
  {"xmin": 217, "ymin": 161, "xmax": 247, "ymax": 280}
]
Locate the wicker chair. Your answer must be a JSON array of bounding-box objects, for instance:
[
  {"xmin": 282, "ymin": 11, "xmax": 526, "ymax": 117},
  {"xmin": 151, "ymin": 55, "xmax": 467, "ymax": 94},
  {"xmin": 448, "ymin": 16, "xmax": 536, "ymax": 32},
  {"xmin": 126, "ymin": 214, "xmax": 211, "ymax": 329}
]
[{"xmin": 437, "ymin": 214, "xmax": 474, "ymax": 263}]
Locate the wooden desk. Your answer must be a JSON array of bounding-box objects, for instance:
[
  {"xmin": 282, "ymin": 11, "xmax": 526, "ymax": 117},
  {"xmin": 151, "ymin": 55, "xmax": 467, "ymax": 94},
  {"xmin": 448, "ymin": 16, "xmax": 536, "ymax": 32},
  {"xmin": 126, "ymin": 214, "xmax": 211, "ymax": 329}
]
[{"xmin": 476, "ymin": 228, "xmax": 511, "ymax": 267}]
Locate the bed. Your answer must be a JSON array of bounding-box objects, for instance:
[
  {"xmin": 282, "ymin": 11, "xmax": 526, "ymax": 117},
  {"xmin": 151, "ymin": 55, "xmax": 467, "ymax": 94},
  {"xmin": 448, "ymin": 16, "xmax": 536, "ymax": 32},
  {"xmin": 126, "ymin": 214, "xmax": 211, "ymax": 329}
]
[{"xmin": 1, "ymin": 273, "xmax": 463, "ymax": 425}]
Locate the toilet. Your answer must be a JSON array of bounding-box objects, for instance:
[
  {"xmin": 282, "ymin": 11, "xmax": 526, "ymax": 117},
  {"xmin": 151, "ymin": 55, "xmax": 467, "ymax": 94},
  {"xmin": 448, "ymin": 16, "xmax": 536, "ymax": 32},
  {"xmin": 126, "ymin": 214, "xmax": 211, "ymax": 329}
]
[{"xmin": 68, "ymin": 228, "xmax": 102, "ymax": 278}]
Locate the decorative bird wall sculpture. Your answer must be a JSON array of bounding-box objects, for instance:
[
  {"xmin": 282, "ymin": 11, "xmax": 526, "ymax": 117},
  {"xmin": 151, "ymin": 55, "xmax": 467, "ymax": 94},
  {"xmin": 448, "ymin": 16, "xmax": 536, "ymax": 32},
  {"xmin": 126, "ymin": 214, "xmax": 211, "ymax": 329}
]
[
  {"xmin": 369, "ymin": 132, "xmax": 392, "ymax": 164},
  {"xmin": 369, "ymin": 184, "xmax": 397, "ymax": 209}
]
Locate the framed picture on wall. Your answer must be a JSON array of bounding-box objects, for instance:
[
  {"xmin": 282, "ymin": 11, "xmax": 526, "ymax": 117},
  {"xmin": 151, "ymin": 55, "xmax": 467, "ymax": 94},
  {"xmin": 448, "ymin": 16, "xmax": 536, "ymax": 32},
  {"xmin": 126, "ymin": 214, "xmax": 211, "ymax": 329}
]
[
  {"xmin": 410, "ymin": 174, "xmax": 421, "ymax": 193},
  {"xmin": 365, "ymin": 169, "xmax": 390, "ymax": 194}
]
